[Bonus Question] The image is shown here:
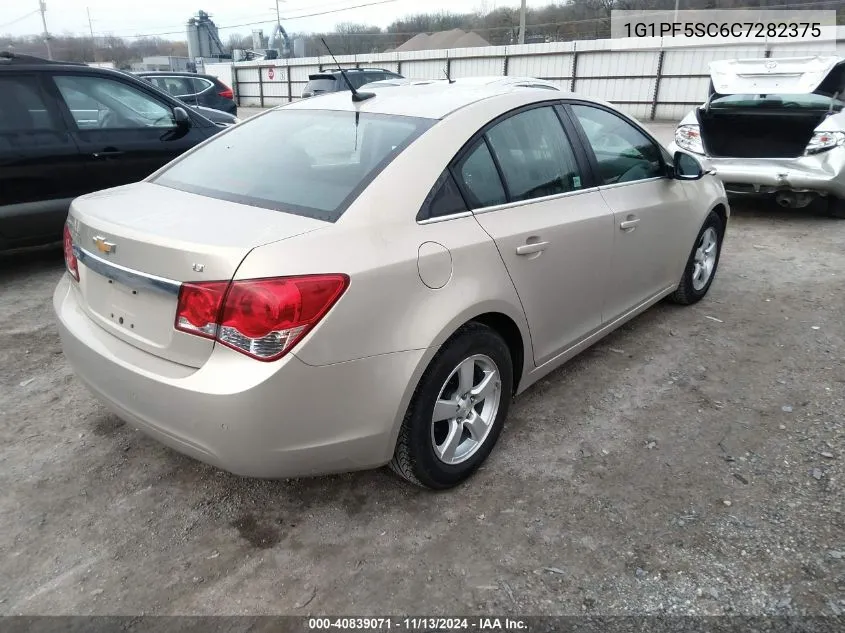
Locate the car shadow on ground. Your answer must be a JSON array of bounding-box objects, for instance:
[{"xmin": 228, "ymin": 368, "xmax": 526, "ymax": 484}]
[{"xmin": 0, "ymin": 244, "xmax": 63, "ymax": 282}]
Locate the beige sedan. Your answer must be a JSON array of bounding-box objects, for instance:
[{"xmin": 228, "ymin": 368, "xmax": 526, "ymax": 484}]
[{"xmin": 55, "ymin": 80, "xmax": 729, "ymax": 489}]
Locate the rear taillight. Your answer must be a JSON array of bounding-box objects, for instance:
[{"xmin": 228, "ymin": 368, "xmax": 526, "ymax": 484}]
[
  {"xmin": 63, "ymin": 224, "xmax": 79, "ymax": 281},
  {"xmin": 674, "ymin": 124, "xmax": 704, "ymax": 155},
  {"xmin": 175, "ymin": 275, "xmax": 349, "ymax": 361},
  {"xmin": 218, "ymin": 86, "xmax": 234, "ymax": 99},
  {"xmin": 805, "ymin": 131, "xmax": 845, "ymax": 155}
]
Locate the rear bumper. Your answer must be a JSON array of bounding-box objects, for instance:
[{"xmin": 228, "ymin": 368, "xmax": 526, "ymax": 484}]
[
  {"xmin": 54, "ymin": 274, "xmax": 425, "ymax": 478},
  {"xmin": 668, "ymin": 143, "xmax": 845, "ymax": 198}
]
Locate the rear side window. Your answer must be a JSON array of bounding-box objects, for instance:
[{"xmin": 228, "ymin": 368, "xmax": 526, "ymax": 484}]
[
  {"xmin": 305, "ymin": 78, "xmax": 336, "ymax": 94},
  {"xmin": 0, "ymin": 76, "xmax": 60, "ymax": 131},
  {"xmin": 155, "ymin": 109, "xmax": 434, "ymax": 222},
  {"xmin": 455, "ymin": 141, "xmax": 507, "ymax": 209},
  {"xmin": 485, "ymin": 106, "xmax": 584, "ymax": 201},
  {"xmin": 190, "ymin": 77, "xmax": 213, "ymax": 93},
  {"xmin": 418, "ymin": 170, "xmax": 467, "ymax": 221}
]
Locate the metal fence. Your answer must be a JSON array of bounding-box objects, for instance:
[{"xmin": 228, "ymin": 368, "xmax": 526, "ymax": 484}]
[{"xmin": 211, "ymin": 27, "xmax": 845, "ymax": 121}]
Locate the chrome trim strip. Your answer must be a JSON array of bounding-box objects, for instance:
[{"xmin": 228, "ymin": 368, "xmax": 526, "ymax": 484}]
[
  {"xmin": 417, "ymin": 211, "xmax": 473, "ymax": 225},
  {"xmin": 74, "ymin": 246, "xmax": 182, "ymax": 296},
  {"xmin": 597, "ymin": 176, "xmax": 665, "ymax": 191},
  {"xmin": 470, "ymin": 186, "xmax": 601, "ymax": 216}
]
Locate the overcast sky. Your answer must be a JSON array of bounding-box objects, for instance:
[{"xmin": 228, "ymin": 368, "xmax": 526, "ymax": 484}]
[{"xmin": 1, "ymin": 0, "xmax": 553, "ymax": 40}]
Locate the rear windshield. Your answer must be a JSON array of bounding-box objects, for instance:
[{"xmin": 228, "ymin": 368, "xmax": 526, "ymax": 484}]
[
  {"xmin": 304, "ymin": 78, "xmax": 336, "ymax": 94},
  {"xmin": 155, "ymin": 109, "xmax": 434, "ymax": 222},
  {"xmin": 710, "ymin": 93, "xmax": 845, "ymax": 110}
]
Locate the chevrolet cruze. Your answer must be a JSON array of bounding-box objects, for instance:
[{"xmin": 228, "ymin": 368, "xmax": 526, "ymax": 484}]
[{"xmin": 55, "ymin": 78, "xmax": 729, "ymax": 489}]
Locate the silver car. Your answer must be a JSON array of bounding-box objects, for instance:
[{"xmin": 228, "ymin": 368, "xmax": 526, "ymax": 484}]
[
  {"xmin": 56, "ymin": 81, "xmax": 729, "ymax": 489},
  {"xmin": 670, "ymin": 55, "xmax": 845, "ymax": 218}
]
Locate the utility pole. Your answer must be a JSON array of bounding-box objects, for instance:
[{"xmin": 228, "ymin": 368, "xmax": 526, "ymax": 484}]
[
  {"xmin": 87, "ymin": 7, "xmax": 96, "ymax": 62},
  {"xmin": 518, "ymin": 0, "xmax": 527, "ymax": 45},
  {"xmin": 38, "ymin": 0, "xmax": 52, "ymax": 60}
]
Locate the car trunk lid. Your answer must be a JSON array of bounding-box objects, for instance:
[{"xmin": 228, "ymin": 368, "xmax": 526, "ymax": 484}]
[
  {"xmin": 709, "ymin": 56, "xmax": 843, "ymax": 95},
  {"xmin": 67, "ymin": 182, "xmax": 327, "ymax": 368}
]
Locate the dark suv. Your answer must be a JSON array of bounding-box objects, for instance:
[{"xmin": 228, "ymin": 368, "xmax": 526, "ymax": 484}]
[
  {"xmin": 302, "ymin": 68, "xmax": 403, "ymax": 98},
  {"xmin": 136, "ymin": 71, "xmax": 237, "ymax": 116},
  {"xmin": 0, "ymin": 53, "xmax": 225, "ymax": 251}
]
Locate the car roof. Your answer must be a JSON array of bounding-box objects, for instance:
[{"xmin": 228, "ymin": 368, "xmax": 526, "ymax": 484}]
[
  {"xmin": 136, "ymin": 71, "xmax": 216, "ymax": 79},
  {"xmin": 284, "ymin": 81, "xmax": 580, "ymax": 120},
  {"xmin": 361, "ymin": 76, "xmax": 561, "ymax": 91}
]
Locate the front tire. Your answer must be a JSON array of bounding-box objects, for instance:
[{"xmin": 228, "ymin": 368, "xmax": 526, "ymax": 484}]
[
  {"xmin": 670, "ymin": 210, "xmax": 724, "ymax": 305},
  {"xmin": 390, "ymin": 323, "xmax": 513, "ymax": 489}
]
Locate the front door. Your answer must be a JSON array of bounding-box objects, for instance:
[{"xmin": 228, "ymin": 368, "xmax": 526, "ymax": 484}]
[
  {"xmin": 454, "ymin": 105, "xmax": 615, "ymax": 366},
  {"xmin": 567, "ymin": 103, "xmax": 692, "ymax": 322},
  {"xmin": 49, "ymin": 73, "xmax": 206, "ymax": 192}
]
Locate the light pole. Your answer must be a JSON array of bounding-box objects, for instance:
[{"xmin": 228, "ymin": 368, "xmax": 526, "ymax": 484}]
[
  {"xmin": 518, "ymin": 0, "xmax": 527, "ymax": 45},
  {"xmin": 38, "ymin": 0, "xmax": 52, "ymax": 60}
]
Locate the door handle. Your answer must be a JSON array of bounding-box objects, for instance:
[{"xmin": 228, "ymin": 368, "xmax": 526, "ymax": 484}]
[
  {"xmin": 92, "ymin": 149, "xmax": 124, "ymax": 158},
  {"xmin": 516, "ymin": 241, "xmax": 549, "ymax": 256},
  {"xmin": 619, "ymin": 217, "xmax": 640, "ymax": 231}
]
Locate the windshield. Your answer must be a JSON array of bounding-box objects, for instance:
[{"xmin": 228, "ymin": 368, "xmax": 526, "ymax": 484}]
[
  {"xmin": 710, "ymin": 92, "xmax": 845, "ymax": 110},
  {"xmin": 155, "ymin": 109, "xmax": 434, "ymax": 222}
]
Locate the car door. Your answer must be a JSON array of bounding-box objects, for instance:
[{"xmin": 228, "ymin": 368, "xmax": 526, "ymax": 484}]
[
  {"xmin": 566, "ymin": 103, "xmax": 692, "ymax": 322},
  {"xmin": 454, "ymin": 104, "xmax": 615, "ymax": 367},
  {"xmin": 0, "ymin": 72, "xmax": 85, "ymax": 247},
  {"xmin": 49, "ymin": 72, "xmax": 208, "ymax": 192}
]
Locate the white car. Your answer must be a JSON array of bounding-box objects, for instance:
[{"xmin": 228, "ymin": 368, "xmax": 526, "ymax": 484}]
[{"xmin": 669, "ymin": 56, "xmax": 845, "ymax": 218}]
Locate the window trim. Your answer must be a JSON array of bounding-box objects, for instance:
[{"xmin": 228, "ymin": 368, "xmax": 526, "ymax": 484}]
[{"xmin": 562, "ymin": 100, "xmax": 671, "ymax": 188}]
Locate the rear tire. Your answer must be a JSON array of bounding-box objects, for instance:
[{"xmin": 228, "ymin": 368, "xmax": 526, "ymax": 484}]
[
  {"xmin": 824, "ymin": 197, "xmax": 845, "ymax": 219},
  {"xmin": 389, "ymin": 323, "xmax": 513, "ymax": 489},
  {"xmin": 670, "ymin": 210, "xmax": 724, "ymax": 306}
]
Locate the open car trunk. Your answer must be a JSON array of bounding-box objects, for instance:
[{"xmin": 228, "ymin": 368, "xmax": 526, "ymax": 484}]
[
  {"xmin": 699, "ymin": 56, "xmax": 845, "ymax": 158},
  {"xmin": 697, "ymin": 109, "xmax": 827, "ymax": 158}
]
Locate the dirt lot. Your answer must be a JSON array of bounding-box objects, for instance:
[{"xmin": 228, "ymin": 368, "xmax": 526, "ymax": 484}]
[{"xmin": 1, "ymin": 122, "xmax": 843, "ymax": 616}]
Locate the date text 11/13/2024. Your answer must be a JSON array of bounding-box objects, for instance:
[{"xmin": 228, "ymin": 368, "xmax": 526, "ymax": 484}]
[{"xmin": 308, "ymin": 617, "xmax": 528, "ymax": 630}]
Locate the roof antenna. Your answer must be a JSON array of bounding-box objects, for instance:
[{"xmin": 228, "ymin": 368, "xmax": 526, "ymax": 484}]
[
  {"xmin": 444, "ymin": 64, "xmax": 455, "ymax": 84},
  {"xmin": 320, "ymin": 37, "xmax": 374, "ymax": 102}
]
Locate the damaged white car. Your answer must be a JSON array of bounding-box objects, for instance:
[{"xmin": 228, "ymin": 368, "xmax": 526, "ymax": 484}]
[{"xmin": 669, "ymin": 56, "xmax": 845, "ymax": 218}]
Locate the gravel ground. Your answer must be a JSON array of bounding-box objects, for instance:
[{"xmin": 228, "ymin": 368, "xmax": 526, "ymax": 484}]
[{"xmin": 0, "ymin": 122, "xmax": 843, "ymax": 617}]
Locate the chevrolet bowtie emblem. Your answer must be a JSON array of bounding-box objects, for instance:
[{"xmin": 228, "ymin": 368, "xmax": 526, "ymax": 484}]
[{"xmin": 92, "ymin": 236, "xmax": 116, "ymax": 254}]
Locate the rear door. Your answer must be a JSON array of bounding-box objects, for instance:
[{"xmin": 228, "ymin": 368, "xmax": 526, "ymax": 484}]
[
  {"xmin": 566, "ymin": 103, "xmax": 692, "ymax": 322},
  {"xmin": 455, "ymin": 104, "xmax": 615, "ymax": 366},
  {"xmin": 48, "ymin": 71, "xmax": 209, "ymax": 192},
  {"xmin": 0, "ymin": 72, "xmax": 84, "ymax": 247}
]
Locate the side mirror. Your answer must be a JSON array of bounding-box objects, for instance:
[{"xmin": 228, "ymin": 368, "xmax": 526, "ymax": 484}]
[
  {"xmin": 673, "ymin": 151, "xmax": 704, "ymax": 180},
  {"xmin": 173, "ymin": 106, "xmax": 192, "ymax": 128}
]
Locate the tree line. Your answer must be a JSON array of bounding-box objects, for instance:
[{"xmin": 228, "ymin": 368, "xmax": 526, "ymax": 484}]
[{"xmin": 3, "ymin": 0, "xmax": 843, "ymax": 66}]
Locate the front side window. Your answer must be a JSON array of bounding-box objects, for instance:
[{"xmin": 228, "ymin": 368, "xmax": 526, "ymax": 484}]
[
  {"xmin": 455, "ymin": 141, "xmax": 507, "ymax": 209},
  {"xmin": 570, "ymin": 104, "xmax": 664, "ymax": 185},
  {"xmin": 485, "ymin": 106, "xmax": 584, "ymax": 201},
  {"xmin": 155, "ymin": 109, "xmax": 434, "ymax": 222},
  {"xmin": 54, "ymin": 75, "xmax": 175, "ymax": 129}
]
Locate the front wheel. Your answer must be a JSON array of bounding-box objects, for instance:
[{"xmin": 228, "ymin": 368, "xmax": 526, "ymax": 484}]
[
  {"xmin": 669, "ymin": 210, "xmax": 724, "ymax": 305},
  {"xmin": 389, "ymin": 323, "xmax": 513, "ymax": 489}
]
